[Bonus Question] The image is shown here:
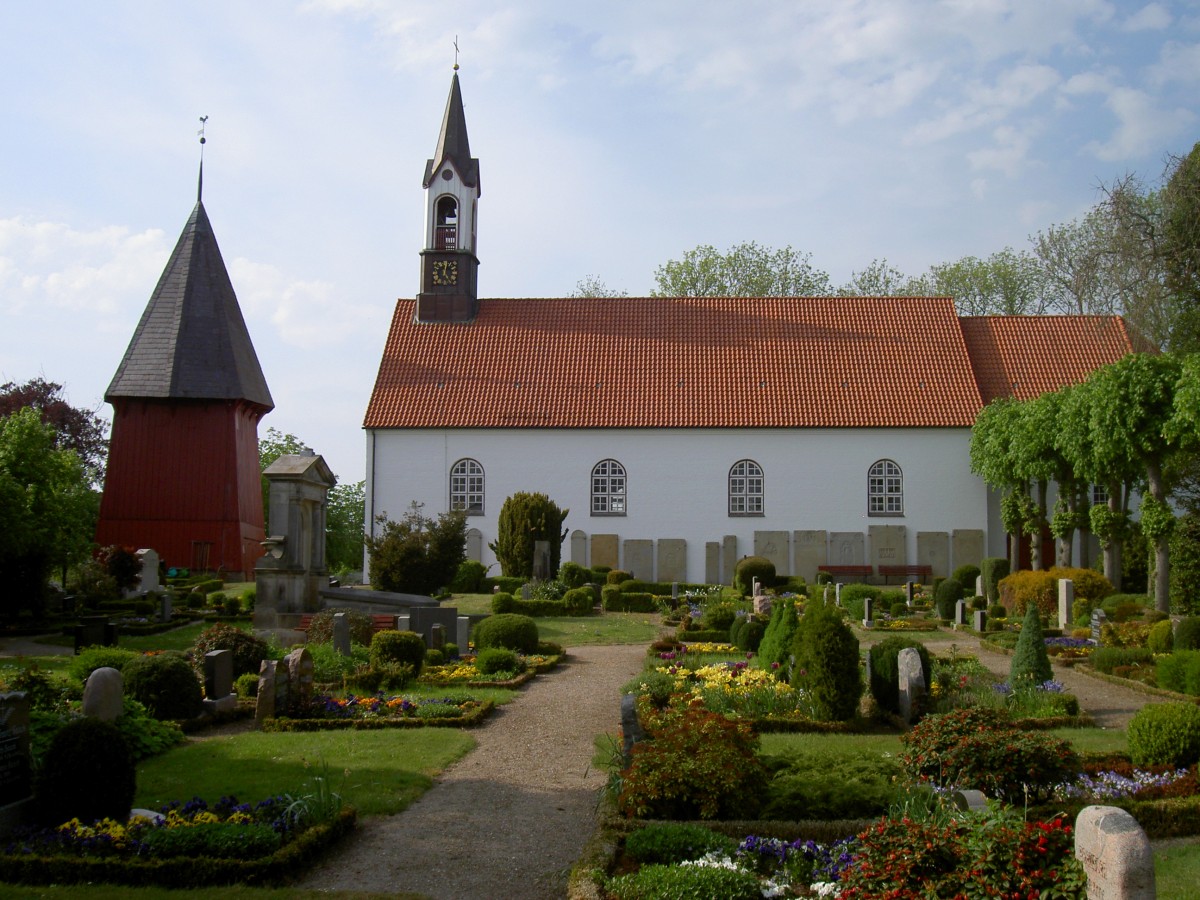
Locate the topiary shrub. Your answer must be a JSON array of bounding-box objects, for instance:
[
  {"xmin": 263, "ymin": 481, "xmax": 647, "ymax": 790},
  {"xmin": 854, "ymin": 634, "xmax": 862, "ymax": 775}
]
[
  {"xmin": 1128, "ymin": 702, "xmax": 1200, "ymax": 767},
  {"xmin": 890, "ymin": 601, "xmax": 908, "ymax": 618},
  {"xmin": 702, "ymin": 602, "xmax": 737, "ymax": 632},
  {"xmin": 980, "ymin": 557, "xmax": 1010, "ymax": 604},
  {"xmin": 68, "ymin": 646, "xmax": 140, "ymax": 683},
  {"xmin": 987, "ymin": 603, "xmax": 1007, "ymax": 620},
  {"xmin": 792, "ymin": 594, "xmax": 862, "ymax": 722},
  {"xmin": 472, "ymin": 613, "xmax": 539, "ymax": 654},
  {"xmin": 998, "ymin": 570, "xmax": 1059, "ymax": 618},
  {"xmin": 305, "ymin": 608, "xmax": 375, "ymax": 646},
  {"xmin": 607, "ymin": 864, "xmax": 762, "ymax": 900},
  {"xmin": 733, "ymin": 618, "xmax": 765, "ymax": 653},
  {"xmin": 1170, "ymin": 512, "xmax": 1200, "ymax": 614},
  {"xmin": 1175, "ymin": 616, "xmax": 1200, "ymax": 651},
  {"xmin": 476, "ymin": 647, "xmax": 521, "ymax": 676},
  {"xmin": 234, "ymin": 672, "xmax": 259, "ymax": 699},
  {"xmin": 734, "ymin": 556, "xmax": 776, "ymax": 594},
  {"xmin": 559, "ymin": 561, "xmax": 589, "ymax": 590},
  {"xmin": 606, "ymin": 569, "xmax": 632, "ymax": 586},
  {"xmin": 951, "ymin": 564, "xmax": 981, "ymax": 593},
  {"xmin": 562, "ymin": 586, "xmax": 594, "ymax": 615},
  {"xmin": 192, "ymin": 622, "xmax": 272, "ymax": 679},
  {"xmin": 1147, "ymin": 619, "xmax": 1175, "ymax": 654},
  {"xmin": 934, "ymin": 578, "xmax": 964, "ymax": 620},
  {"xmin": 623, "ymin": 823, "xmax": 737, "ymax": 865},
  {"xmin": 1010, "ymin": 605, "xmax": 1053, "ymax": 688},
  {"xmin": 35, "ymin": 718, "xmax": 136, "ymax": 826},
  {"xmin": 449, "ymin": 559, "xmax": 488, "ymax": 593},
  {"xmin": 869, "ymin": 637, "xmax": 931, "ymax": 716},
  {"xmin": 120, "ymin": 653, "xmax": 203, "ymax": 720},
  {"xmin": 491, "ymin": 591, "xmax": 516, "ymax": 614},
  {"xmin": 370, "ymin": 630, "xmax": 426, "ymax": 677}
]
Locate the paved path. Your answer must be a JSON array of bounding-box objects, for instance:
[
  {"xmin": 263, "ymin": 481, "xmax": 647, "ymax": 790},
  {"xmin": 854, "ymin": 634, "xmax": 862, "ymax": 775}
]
[{"xmin": 296, "ymin": 643, "xmax": 648, "ymax": 900}]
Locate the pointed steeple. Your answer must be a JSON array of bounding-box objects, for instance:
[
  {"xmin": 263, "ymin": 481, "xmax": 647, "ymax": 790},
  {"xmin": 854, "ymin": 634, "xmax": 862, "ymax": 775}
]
[
  {"xmin": 423, "ymin": 72, "xmax": 480, "ymax": 192},
  {"xmin": 106, "ymin": 201, "xmax": 273, "ymax": 409}
]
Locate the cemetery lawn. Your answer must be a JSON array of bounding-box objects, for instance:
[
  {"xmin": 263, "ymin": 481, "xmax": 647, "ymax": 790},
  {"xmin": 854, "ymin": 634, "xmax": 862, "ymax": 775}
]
[
  {"xmin": 535, "ymin": 613, "xmax": 662, "ymax": 646},
  {"xmin": 135, "ymin": 729, "xmax": 475, "ymax": 817}
]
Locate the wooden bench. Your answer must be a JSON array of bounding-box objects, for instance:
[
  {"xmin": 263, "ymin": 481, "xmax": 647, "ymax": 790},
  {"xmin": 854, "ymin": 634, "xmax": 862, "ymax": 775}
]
[
  {"xmin": 297, "ymin": 613, "xmax": 398, "ymax": 634},
  {"xmin": 817, "ymin": 565, "xmax": 874, "ymax": 580},
  {"xmin": 878, "ymin": 564, "xmax": 932, "ymax": 584}
]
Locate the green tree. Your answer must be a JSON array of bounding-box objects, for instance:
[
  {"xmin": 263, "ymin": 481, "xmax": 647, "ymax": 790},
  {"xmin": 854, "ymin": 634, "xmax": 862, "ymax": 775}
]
[
  {"xmin": 569, "ymin": 275, "xmax": 628, "ymax": 298},
  {"xmin": 652, "ymin": 241, "xmax": 831, "ymax": 297},
  {"xmin": 0, "ymin": 408, "xmax": 97, "ymax": 616},
  {"xmin": 916, "ymin": 248, "xmax": 1049, "ymax": 316},
  {"xmin": 1010, "ymin": 604, "xmax": 1053, "ymax": 687},
  {"xmin": 835, "ymin": 258, "xmax": 924, "ymax": 297},
  {"xmin": 791, "ymin": 592, "xmax": 862, "ymax": 722},
  {"xmin": 1162, "ymin": 142, "xmax": 1200, "ymax": 350},
  {"xmin": 326, "ymin": 479, "xmax": 365, "ymax": 574},
  {"xmin": 1032, "ymin": 206, "xmax": 1122, "ymax": 317},
  {"xmin": 488, "ymin": 492, "xmax": 569, "ymax": 578},
  {"xmin": 0, "ymin": 378, "xmax": 108, "ymax": 485},
  {"xmin": 970, "ymin": 398, "xmax": 1027, "ymax": 571},
  {"xmin": 365, "ymin": 502, "xmax": 466, "ymax": 595}
]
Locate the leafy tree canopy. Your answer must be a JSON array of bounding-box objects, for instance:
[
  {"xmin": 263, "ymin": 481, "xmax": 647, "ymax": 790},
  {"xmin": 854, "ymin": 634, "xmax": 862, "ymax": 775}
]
[
  {"xmin": 0, "ymin": 379, "xmax": 108, "ymax": 485},
  {"xmin": 366, "ymin": 502, "xmax": 466, "ymax": 595},
  {"xmin": 652, "ymin": 241, "xmax": 832, "ymax": 297}
]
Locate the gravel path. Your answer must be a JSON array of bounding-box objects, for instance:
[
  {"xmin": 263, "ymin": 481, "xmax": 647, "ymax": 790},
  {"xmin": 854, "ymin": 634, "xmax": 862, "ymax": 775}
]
[{"xmin": 295, "ymin": 643, "xmax": 648, "ymax": 899}]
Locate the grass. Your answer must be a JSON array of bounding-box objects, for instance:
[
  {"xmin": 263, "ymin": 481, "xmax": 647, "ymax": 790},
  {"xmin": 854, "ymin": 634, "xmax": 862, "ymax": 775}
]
[
  {"xmin": 136, "ymin": 728, "xmax": 475, "ymax": 817},
  {"xmin": 536, "ymin": 613, "xmax": 664, "ymax": 647},
  {"xmin": 1156, "ymin": 838, "xmax": 1200, "ymax": 899}
]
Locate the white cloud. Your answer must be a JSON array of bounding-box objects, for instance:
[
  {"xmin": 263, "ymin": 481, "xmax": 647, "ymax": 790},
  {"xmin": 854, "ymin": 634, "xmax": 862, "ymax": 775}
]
[
  {"xmin": 968, "ymin": 125, "xmax": 1034, "ymax": 177},
  {"xmin": 1085, "ymin": 86, "xmax": 1196, "ymax": 159},
  {"xmin": 1148, "ymin": 41, "xmax": 1200, "ymax": 86},
  {"xmin": 1122, "ymin": 3, "xmax": 1172, "ymax": 31}
]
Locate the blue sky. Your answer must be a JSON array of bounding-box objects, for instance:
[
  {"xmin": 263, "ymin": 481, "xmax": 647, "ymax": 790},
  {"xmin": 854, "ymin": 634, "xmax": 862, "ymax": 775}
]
[{"xmin": 2, "ymin": 1, "xmax": 1198, "ymax": 485}]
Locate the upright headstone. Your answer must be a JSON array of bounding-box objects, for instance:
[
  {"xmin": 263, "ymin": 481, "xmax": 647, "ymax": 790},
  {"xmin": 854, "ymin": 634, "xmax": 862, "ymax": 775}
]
[
  {"xmin": 915, "ymin": 531, "xmax": 949, "ymax": 579},
  {"xmin": 792, "ymin": 530, "xmax": 827, "ymax": 583},
  {"xmin": 159, "ymin": 591, "xmax": 173, "ymax": 623},
  {"xmin": 835, "ymin": 583, "xmax": 843, "ymax": 606},
  {"xmin": 395, "ymin": 613, "xmax": 411, "ymax": 633},
  {"xmin": 862, "ymin": 596, "xmax": 874, "ymax": 626},
  {"xmin": 975, "ymin": 575, "xmax": 984, "ymax": 597},
  {"xmin": 1057, "ymin": 579, "xmax": 1074, "ymax": 630},
  {"xmin": 721, "ymin": 535, "xmax": 738, "ymax": 585},
  {"xmin": 285, "ymin": 647, "xmax": 314, "ymax": 706},
  {"xmin": 897, "ymin": 647, "xmax": 926, "ymax": 724},
  {"xmin": 951, "ymin": 529, "xmax": 985, "ymax": 571},
  {"xmin": 73, "ymin": 616, "xmax": 117, "ymax": 653},
  {"xmin": 590, "ymin": 534, "xmax": 619, "ymax": 570},
  {"xmin": 136, "ymin": 549, "xmax": 161, "ymax": 593},
  {"xmin": 521, "ymin": 583, "xmax": 532, "ymax": 600},
  {"xmin": 203, "ymin": 649, "xmax": 238, "ymax": 713},
  {"xmin": 671, "ymin": 582, "xmax": 679, "ymax": 601},
  {"xmin": 465, "ymin": 527, "xmax": 483, "ymax": 562},
  {"xmin": 869, "ymin": 524, "xmax": 907, "ymax": 570},
  {"xmin": 255, "ymin": 659, "xmax": 278, "ymax": 724},
  {"xmin": 829, "ymin": 532, "xmax": 865, "ymax": 567},
  {"xmin": 973, "ymin": 609, "xmax": 987, "ymax": 632},
  {"xmin": 1074, "ymin": 806, "xmax": 1156, "ymax": 900},
  {"xmin": 953, "ymin": 789, "xmax": 989, "ymax": 813},
  {"xmin": 954, "ymin": 599, "xmax": 969, "ymax": 626},
  {"xmin": 705, "ymin": 542, "xmax": 721, "ymax": 584},
  {"xmin": 82, "ymin": 668, "xmax": 124, "ymax": 722},
  {"xmin": 430, "ymin": 623, "xmax": 446, "ymax": 651},
  {"xmin": 620, "ymin": 694, "xmax": 645, "ymax": 765},
  {"xmin": 905, "ymin": 582, "xmax": 915, "ymax": 607},
  {"xmin": 570, "ymin": 529, "xmax": 588, "ymax": 566},
  {"xmin": 754, "ymin": 530, "xmax": 790, "ymax": 577},
  {"xmin": 0, "ymin": 692, "xmax": 33, "ymax": 834},
  {"xmin": 656, "ymin": 539, "xmax": 687, "ymax": 583},
  {"xmin": 532, "ymin": 540, "xmax": 551, "ymax": 580},
  {"xmin": 457, "ymin": 616, "xmax": 471, "ymax": 652},
  {"xmin": 1091, "ymin": 608, "xmax": 1107, "ymax": 643},
  {"xmin": 332, "ymin": 612, "xmax": 351, "ymax": 656},
  {"xmin": 623, "ymin": 539, "xmax": 654, "ymax": 581}
]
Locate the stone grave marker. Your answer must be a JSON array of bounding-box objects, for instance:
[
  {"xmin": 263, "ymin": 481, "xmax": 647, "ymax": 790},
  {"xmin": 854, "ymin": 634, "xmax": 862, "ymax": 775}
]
[
  {"xmin": 0, "ymin": 692, "xmax": 33, "ymax": 835},
  {"xmin": 721, "ymin": 535, "xmax": 738, "ymax": 585},
  {"xmin": 973, "ymin": 609, "xmax": 987, "ymax": 632},
  {"xmin": 792, "ymin": 530, "xmax": 827, "ymax": 583},
  {"xmin": 954, "ymin": 599, "xmax": 969, "ymax": 626},
  {"xmin": 1074, "ymin": 805, "xmax": 1155, "ymax": 899},
  {"xmin": 409, "ymin": 607, "xmax": 459, "ymax": 647},
  {"xmin": 623, "ymin": 539, "xmax": 654, "ymax": 581},
  {"xmin": 457, "ymin": 616, "xmax": 471, "ymax": 652},
  {"xmin": 916, "ymin": 531, "xmax": 949, "ymax": 579},
  {"xmin": 835, "ymin": 583, "xmax": 843, "ymax": 605},
  {"xmin": 656, "ymin": 539, "xmax": 686, "ymax": 583},
  {"xmin": 620, "ymin": 694, "xmax": 644, "ymax": 765},
  {"xmin": 754, "ymin": 530, "xmax": 790, "ymax": 577},
  {"xmin": 862, "ymin": 597, "xmax": 874, "ymax": 626},
  {"xmin": 395, "ymin": 613, "xmax": 411, "ymax": 633},
  {"xmin": 159, "ymin": 591, "xmax": 173, "ymax": 623},
  {"xmin": 1058, "ymin": 579, "xmax": 1074, "ymax": 629},
  {"xmin": 255, "ymin": 660, "xmax": 278, "ymax": 724},
  {"xmin": 1091, "ymin": 608, "xmax": 1107, "ymax": 643},
  {"xmin": 82, "ymin": 667, "xmax": 124, "ymax": 722},
  {"xmin": 466, "ymin": 527, "xmax": 483, "ymax": 562},
  {"xmin": 905, "ymin": 582, "xmax": 915, "ymax": 607},
  {"xmin": 285, "ymin": 647, "xmax": 314, "ymax": 705},
  {"xmin": 897, "ymin": 647, "xmax": 925, "ymax": 724},
  {"xmin": 953, "ymin": 789, "xmax": 988, "ymax": 813},
  {"xmin": 73, "ymin": 615, "xmax": 118, "ymax": 654},
  {"xmin": 951, "ymin": 529, "xmax": 985, "ymax": 571},
  {"xmin": 532, "ymin": 540, "xmax": 551, "ymax": 580},
  {"xmin": 829, "ymin": 532, "xmax": 865, "ymax": 566},
  {"xmin": 590, "ymin": 534, "xmax": 619, "ymax": 570},
  {"xmin": 430, "ymin": 623, "xmax": 446, "ymax": 651},
  {"xmin": 332, "ymin": 612, "xmax": 351, "ymax": 656},
  {"xmin": 137, "ymin": 548, "xmax": 160, "ymax": 593},
  {"xmin": 870, "ymin": 524, "xmax": 908, "ymax": 569},
  {"xmin": 570, "ymin": 529, "xmax": 588, "ymax": 565},
  {"xmin": 975, "ymin": 575, "xmax": 983, "ymax": 597},
  {"xmin": 521, "ymin": 583, "xmax": 532, "ymax": 600},
  {"xmin": 705, "ymin": 542, "xmax": 720, "ymax": 584},
  {"xmin": 204, "ymin": 650, "xmax": 238, "ymax": 714}
]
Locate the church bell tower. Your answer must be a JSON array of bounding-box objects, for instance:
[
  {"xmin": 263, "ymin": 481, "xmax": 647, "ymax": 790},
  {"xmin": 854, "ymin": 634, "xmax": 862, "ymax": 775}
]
[{"xmin": 416, "ymin": 66, "xmax": 480, "ymax": 323}]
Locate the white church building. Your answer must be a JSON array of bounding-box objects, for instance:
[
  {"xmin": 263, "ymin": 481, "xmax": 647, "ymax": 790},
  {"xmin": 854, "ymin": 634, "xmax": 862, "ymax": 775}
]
[{"xmin": 363, "ymin": 71, "xmax": 1143, "ymax": 586}]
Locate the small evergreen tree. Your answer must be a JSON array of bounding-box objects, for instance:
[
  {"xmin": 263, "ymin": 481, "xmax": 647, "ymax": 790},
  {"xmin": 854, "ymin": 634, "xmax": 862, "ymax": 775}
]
[
  {"xmin": 1010, "ymin": 604, "xmax": 1054, "ymax": 687},
  {"xmin": 488, "ymin": 492, "xmax": 569, "ymax": 578},
  {"xmin": 366, "ymin": 502, "xmax": 467, "ymax": 595},
  {"xmin": 756, "ymin": 596, "xmax": 798, "ymax": 672},
  {"xmin": 792, "ymin": 594, "xmax": 862, "ymax": 722}
]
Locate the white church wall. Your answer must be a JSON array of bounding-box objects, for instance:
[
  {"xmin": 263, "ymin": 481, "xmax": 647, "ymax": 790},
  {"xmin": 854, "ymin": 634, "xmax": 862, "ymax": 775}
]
[{"xmin": 366, "ymin": 426, "xmax": 989, "ymax": 585}]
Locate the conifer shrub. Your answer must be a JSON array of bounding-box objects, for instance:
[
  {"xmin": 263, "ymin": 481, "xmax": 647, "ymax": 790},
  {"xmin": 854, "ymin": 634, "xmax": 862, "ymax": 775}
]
[
  {"xmin": 471, "ymin": 613, "xmax": 539, "ymax": 654},
  {"xmin": 192, "ymin": 622, "xmax": 272, "ymax": 678},
  {"xmin": 491, "ymin": 591, "xmax": 516, "ymax": 614},
  {"xmin": 1147, "ymin": 619, "xmax": 1175, "ymax": 654},
  {"xmin": 423, "ymin": 648, "xmax": 445, "ymax": 667},
  {"xmin": 734, "ymin": 555, "xmax": 776, "ymax": 594},
  {"xmin": 1175, "ymin": 616, "xmax": 1200, "ymax": 651},
  {"xmin": 792, "ymin": 594, "xmax": 862, "ymax": 722},
  {"xmin": 35, "ymin": 718, "xmax": 136, "ymax": 826},
  {"xmin": 488, "ymin": 491, "xmax": 568, "ymax": 578},
  {"xmin": 980, "ymin": 557, "xmax": 1009, "ymax": 604},
  {"xmin": 1010, "ymin": 605, "xmax": 1053, "ymax": 687},
  {"xmin": 869, "ymin": 636, "xmax": 931, "ymax": 716},
  {"xmin": 1170, "ymin": 513, "xmax": 1200, "ymax": 614},
  {"xmin": 475, "ymin": 647, "xmax": 521, "ymax": 676},
  {"xmin": 121, "ymin": 653, "xmax": 203, "ymax": 720},
  {"xmin": 370, "ymin": 630, "xmax": 426, "ymax": 677},
  {"xmin": 1128, "ymin": 702, "xmax": 1200, "ymax": 767},
  {"xmin": 933, "ymin": 577, "xmax": 963, "ymax": 620},
  {"xmin": 756, "ymin": 596, "xmax": 798, "ymax": 671},
  {"xmin": 951, "ymin": 564, "xmax": 980, "ymax": 592}
]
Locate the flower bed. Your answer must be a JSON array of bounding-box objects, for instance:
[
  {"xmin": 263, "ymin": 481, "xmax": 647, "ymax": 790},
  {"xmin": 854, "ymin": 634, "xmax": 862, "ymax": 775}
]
[
  {"xmin": 0, "ymin": 796, "xmax": 356, "ymax": 887},
  {"xmin": 417, "ymin": 653, "xmax": 561, "ymax": 687},
  {"xmin": 259, "ymin": 693, "xmax": 494, "ymax": 731}
]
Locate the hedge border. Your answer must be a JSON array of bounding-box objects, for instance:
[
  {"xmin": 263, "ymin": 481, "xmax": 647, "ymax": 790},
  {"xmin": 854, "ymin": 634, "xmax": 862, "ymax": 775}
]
[
  {"xmin": 258, "ymin": 700, "xmax": 494, "ymax": 731},
  {"xmin": 0, "ymin": 807, "xmax": 356, "ymax": 887}
]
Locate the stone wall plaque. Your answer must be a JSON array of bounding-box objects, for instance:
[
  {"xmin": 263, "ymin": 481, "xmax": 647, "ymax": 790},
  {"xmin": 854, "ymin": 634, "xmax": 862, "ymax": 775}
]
[
  {"xmin": 570, "ymin": 529, "xmax": 588, "ymax": 566},
  {"xmin": 705, "ymin": 542, "xmax": 720, "ymax": 585},
  {"xmin": 952, "ymin": 529, "xmax": 985, "ymax": 571},
  {"xmin": 792, "ymin": 530, "xmax": 827, "ymax": 582},
  {"xmin": 623, "ymin": 540, "xmax": 654, "ymax": 581},
  {"xmin": 754, "ymin": 531, "xmax": 790, "ymax": 577},
  {"xmin": 916, "ymin": 531, "xmax": 950, "ymax": 579},
  {"xmin": 590, "ymin": 534, "xmax": 619, "ymax": 570},
  {"xmin": 721, "ymin": 535, "xmax": 738, "ymax": 586},
  {"xmin": 869, "ymin": 525, "xmax": 907, "ymax": 568},
  {"xmin": 656, "ymin": 539, "xmax": 687, "ymax": 583},
  {"xmin": 465, "ymin": 528, "xmax": 483, "ymax": 563},
  {"xmin": 829, "ymin": 532, "xmax": 865, "ymax": 566}
]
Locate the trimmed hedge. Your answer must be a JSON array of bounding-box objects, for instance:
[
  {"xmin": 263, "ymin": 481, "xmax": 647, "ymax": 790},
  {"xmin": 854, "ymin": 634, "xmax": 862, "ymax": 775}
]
[
  {"xmin": 261, "ymin": 702, "xmax": 494, "ymax": 731},
  {"xmin": 603, "ymin": 591, "xmax": 658, "ymax": 613}
]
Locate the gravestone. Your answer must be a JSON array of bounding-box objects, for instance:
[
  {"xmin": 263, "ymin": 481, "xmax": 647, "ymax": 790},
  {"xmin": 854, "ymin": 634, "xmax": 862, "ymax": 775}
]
[
  {"xmin": 862, "ymin": 597, "xmax": 874, "ymax": 626},
  {"xmin": 159, "ymin": 591, "xmax": 173, "ymax": 623},
  {"xmin": 656, "ymin": 539, "xmax": 687, "ymax": 583},
  {"xmin": 835, "ymin": 583, "xmax": 843, "ymax": 605},
  {"xmin": 137, "ymin": 548, "xmax": 160, "ymax": 593},
  {"xmin": 395, "ymin": 613, "xmax": 411, "ymax": 633},
  {"xmin": 430, "ymin": 623, "xmax": 446, "ymax": 651},
  {"xmin": 203, "ymin": 650, "xmax": 237, "ymax": 713},
  {"xmin": 532, "ymin": 540, "xmax": 551, "ymax": 580},
  {"xmin": 623, "ymin": 540, "xmax": 654, "ymax": 581},
  {"xmin": 620, "ymin": 694, "xmax": 644, "ymax": 765},
  {"xmin": 255, "ymin": 660, "xmax": 279, "ymax": 724},
  {"xmin": 570, "ymin": 529, "xmax": 588, "ymax": 566},
  {"xmin": 792, "ymin": 530, "xmax": 827, "ymax": 583},
  {"xmin": 1058, "ymin": 579, "xmax": 1074, "ymax": 629},
  {"xmin": 754, "ymin": 530, "xmax": 790, "ymax": 576},
  {"xmin": 285, "ymin": 647, "xmax": 314, "ymax": 706},
  {"xmin": 869, "ymin": 525, "xmax": 908, "ymax": 570},
  {"xmin": 905, "ymin": 582, "xmax": 915, "ymax": 606},
  {"xmin": 975, "ymin": 575, "xmax": 983, "ymax": 597},
  {"xmin": 590, "ymin": 534, "xmax": 619, "ymax": 570},
  {"xmin": 953, "ymin": 789, "xmax": 988, "ymax": 813},
  {"xmin": 1091, "ymin": 609, "xmax": 1107, "ymax": 643},
  {"xmin": 465, "ymin": 527, "xmax": 483, "ymax": 563},
  {"xmin": 521, "ymin": 583, "xmax": 532, "ymax": 600},
  {"xmin": 951, "ymin": 529, "xmax": 985, "ymax": 571},
  {"xmin": 82, "ymin": 668, "xmax": 123, "ymax": 722},
  {"xmin": 457, "ymin": 616, "xmax": 471, "ymax": 651},
  {"xmin": 829, "ymin": 532, "xmax": 865, "ymax": 566},
  {"xmin": 973, "ymin": 609, "xmax": 987, "ymax": 632},
  {"xmin": 705, "ymin": 542, "xmax": 720, "ymax": 584},
  {"xmin": 1074, "ymin": 805, "xmax": 1155, "ymax": 899},
  {"xmin": 916, "ymin": 531, "xmax": 949, "ymax": 579},
  {"xmin": 0, "ymin": 692, "xmax": 33, "ymax": 835},
  {"xmin": 409, "ymin": 607, "xmax": 460, "ymax": 647},
  {"xmin": 332, "ymin": 612, "xmax": 351, "ymax": 656},
  {"xmin": 954, "ymin": 599, "xmax": 969, "ymax": 627},
  {"xmin": 897, "ymin": 647, "xmax": 925, "ymax": 724},
  {"xmin": 721, "ymin": 535, "xmax": 738, "ymax": 585},
  {"xmin": 73, "ymin": 616, "xmax": 118, "ymax": 653}
]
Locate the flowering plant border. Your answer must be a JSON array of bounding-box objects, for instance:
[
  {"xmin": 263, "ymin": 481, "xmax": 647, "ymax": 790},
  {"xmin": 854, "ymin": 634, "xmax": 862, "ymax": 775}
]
[{"xmin": 260, "ymin": 699, "xmax": 493, "ymax": 731}]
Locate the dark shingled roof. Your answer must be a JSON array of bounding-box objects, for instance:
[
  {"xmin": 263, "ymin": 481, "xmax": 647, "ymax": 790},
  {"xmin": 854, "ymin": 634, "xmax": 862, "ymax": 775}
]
[
  {"xmin": 106, "ymin": 201, "xmax": 273, "ymax": 409},
  {"xmin": 422, "ymin": 72, "xmax": 480, "ymax": 191}
]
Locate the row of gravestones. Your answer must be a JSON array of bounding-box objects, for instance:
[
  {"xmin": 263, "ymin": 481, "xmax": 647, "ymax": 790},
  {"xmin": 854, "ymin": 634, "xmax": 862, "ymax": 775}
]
[
  {"xmin": 327, "ymin": 611, "xmax": 472, "ymax": 658},
  {"xmin": 620, "ymin": 694, "xmax": 1157, "ymax": 899}
]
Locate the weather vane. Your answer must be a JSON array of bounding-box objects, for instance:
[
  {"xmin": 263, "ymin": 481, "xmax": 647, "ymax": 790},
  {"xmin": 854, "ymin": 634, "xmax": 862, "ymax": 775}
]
[{"xmin": 453, "ymin": 36, "xmax": 460, "ymax": 71}]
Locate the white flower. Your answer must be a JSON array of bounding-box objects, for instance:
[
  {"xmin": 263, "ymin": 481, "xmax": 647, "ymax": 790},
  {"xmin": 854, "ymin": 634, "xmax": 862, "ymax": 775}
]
[{"xmin": 812, "ymin": 882, "xmax": 842, "ymax": 898}]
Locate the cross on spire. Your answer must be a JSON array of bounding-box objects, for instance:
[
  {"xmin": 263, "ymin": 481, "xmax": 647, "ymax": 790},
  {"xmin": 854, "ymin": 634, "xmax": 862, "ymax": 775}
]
[
  {"xmin": 196, "ymin": 115, "xmax": 208, "ymax": 202},
  {"xmin": 453, "ymin": 35, "xmax": 460, "ymax": 71}
]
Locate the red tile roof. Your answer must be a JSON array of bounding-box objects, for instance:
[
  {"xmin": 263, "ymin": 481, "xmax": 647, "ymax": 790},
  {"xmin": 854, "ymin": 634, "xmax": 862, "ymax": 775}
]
[
  {"xmin": 365, "ymin": 296, "xmax": 990, "ymax": 429},
  {"xmin": 959, "ymin": 316, "xmax": 1140, "ymax": 404}
]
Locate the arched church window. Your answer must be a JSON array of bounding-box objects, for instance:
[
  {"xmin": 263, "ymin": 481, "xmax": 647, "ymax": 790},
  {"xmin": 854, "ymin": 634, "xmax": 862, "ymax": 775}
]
[
  {"xmin": 591, "ymin": 459, "xmax": 627, "ymax": 516},
  {"xmin": 450, "ymin": 458, "xmax": 484, "ymax": 514},
  {"xmin": 729, "ymin": 460, "xmax": 764, "ymax": 516},
  {"xmin": 435, "ymin": 195, "xmax": 458, "ymax": 249},
  {"xmin": 868, "ymin": 459, "xmax": 903, "ymax": 515}
]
